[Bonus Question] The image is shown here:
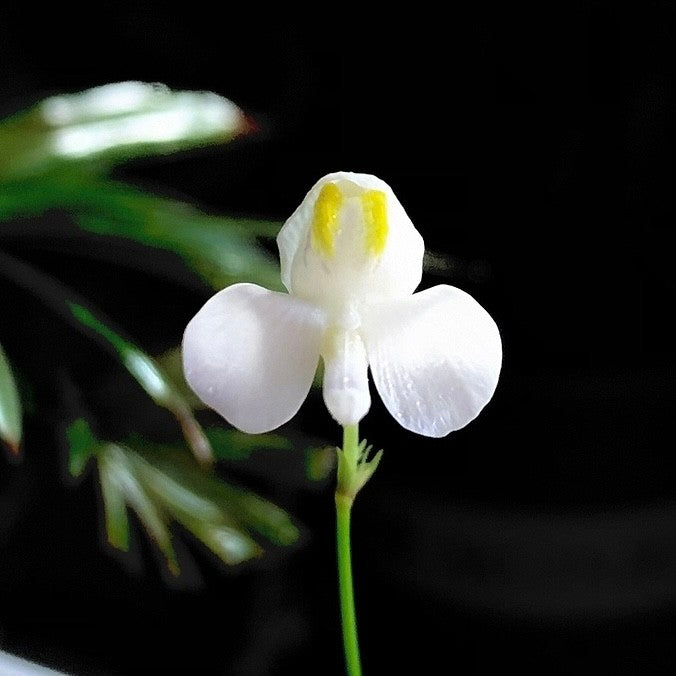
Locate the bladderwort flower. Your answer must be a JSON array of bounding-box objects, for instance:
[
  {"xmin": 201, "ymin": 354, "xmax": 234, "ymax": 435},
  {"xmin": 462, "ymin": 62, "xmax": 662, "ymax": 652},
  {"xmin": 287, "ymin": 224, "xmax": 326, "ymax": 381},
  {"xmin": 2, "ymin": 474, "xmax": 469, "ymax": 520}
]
[
  {"xmin": 182, "ymin": 171, "xmax": 502, "ymax": 676},
  {"xmin": 182, "ymin": 171, "xmax": 502, "ymax": 437}
]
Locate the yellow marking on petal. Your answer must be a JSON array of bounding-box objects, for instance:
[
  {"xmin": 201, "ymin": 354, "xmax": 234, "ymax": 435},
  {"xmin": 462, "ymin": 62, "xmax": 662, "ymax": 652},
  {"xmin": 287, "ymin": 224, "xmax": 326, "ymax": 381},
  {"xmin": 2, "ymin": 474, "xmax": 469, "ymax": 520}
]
[
  {"xmin": 361, "ymin": 189, "xmax": 388, "ymax": 257},
  {"xmin": 311, "ymin": 183, "xmax": 343, "ymax": 257}
]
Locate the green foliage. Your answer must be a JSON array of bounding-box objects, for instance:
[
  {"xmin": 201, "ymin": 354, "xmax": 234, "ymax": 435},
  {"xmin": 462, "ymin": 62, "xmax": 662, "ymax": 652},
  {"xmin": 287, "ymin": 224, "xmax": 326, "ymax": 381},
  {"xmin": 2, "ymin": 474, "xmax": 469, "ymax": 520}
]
[
  {"xmin": 66, "ymin": 419, "xmax": 299, "ymax": 573},
  {"xmin": 98, "ymin": 452, "xmax": 132, "ymax": 552},
  {"xmin": 0, "ymin": 82, "xmax": 319, "ymax": 578},
  {"xmin": 68, "ymin": 302, "xmax": 213, "ymax": 465},
  {"xmin": 305, "ymin": 446, "xmax": 337, "ymax": 482},
  {"xmin": 66, "ymin": 417, "xmax": 98, "ymax": 477},
  {"xmin": 0, "ymin": 247, "xmax": 215, "ymax": 465},
  {"xmin": 0, "ymin": 82, "xmax": 248, "ymax": 180},
  {"xmin": 0, "ymin": 343, "xmax": 22, "ymax": 455},
  {"xmin": 0, "ymin": 177, "xmax": 283, "ymax": 291},
  {"xmin": 207, "ymin": 427, "xmax": 292, "ymax": 459},
  {"xmin": 99, "ymin": 443, "xmax": 180, "ymax": 573}
]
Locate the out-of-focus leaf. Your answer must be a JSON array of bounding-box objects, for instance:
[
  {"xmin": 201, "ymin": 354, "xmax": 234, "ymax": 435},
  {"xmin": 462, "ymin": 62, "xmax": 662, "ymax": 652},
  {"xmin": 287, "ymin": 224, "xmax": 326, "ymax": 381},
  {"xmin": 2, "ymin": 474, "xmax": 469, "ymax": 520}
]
[
  {"xmin": 0, "ymin": 177, "xmax": 283, "ymax": 291},
  {"xmin": 78, "ymin": 209, "xmax": 282, "ymax": 291},
  {"xmin": 69, "ymin": 302, "xmax": 177, "ymax": 405},
  {"xmin": 206, "ymin": 426, "xmax": 335, "ymax": 488},
  {"xmin": 86, "ymin": 433, "xmax": 299, "ymax": 569},
  {"xmin": 0, "ymin": 343, "xmax": 22, "ymax": 455},
  {"xmin": 0, "ymin": 249, "xmax": 213, "ymax": 464},
  {"xmin": 68, "ymin": 302, "xmax": 213, "ymax": 465},
  {"xmin": 0, "ymin": 82, "xmax": 248, "ymax": 180},
  {"xmin": 155, "ymin": 347, "xmax": 205, "ymax": 409},
  {"xmin": 133, "ymin": 444, "xmax": 300, "ymax": 547},
  {"xmin": 222, "ymin": 483, "xmax": 300, "ymax": 547},
  {"xmin": 66, "ymin": 417, "xmax": 98, "ymax": 477},
  {"xmin": 129, "ymin": 450, "xmax": 261, "ymax": 564},
  {"xmin": 179, "ymin": 518, "xmax": 262, "ymax": 566},
  {"xmin": 98, "ymin": 458, "xmax": 131, "ymax": 551},
  {"xmin": 305, "ymin": 446, "xmax": 336, "ymax": 482},
  {"xmin": 71, "ymin": 422, "xmax": 266, "ymax": 572},
  {"xmin": 100, "ymin": 443, "xmax": 179, "ymax": 575},
  {"xmin": 206, "ymin": 427, "xmax": 292, "ymax": 460}
]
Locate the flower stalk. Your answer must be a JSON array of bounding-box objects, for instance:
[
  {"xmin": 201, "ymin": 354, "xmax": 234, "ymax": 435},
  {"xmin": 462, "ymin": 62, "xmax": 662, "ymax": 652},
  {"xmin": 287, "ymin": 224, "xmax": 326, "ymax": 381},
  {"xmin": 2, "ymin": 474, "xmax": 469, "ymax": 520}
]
[{"xmin": 335, "ymin": 424, "xmax": 382, "ymax": 676}]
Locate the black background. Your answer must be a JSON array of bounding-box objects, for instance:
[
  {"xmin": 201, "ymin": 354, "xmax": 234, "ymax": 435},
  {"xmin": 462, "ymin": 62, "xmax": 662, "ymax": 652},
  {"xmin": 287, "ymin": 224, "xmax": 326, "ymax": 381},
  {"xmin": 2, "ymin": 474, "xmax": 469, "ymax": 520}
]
[{"xmin": 1, "ymin": 4, "xmax": 675, "ymax": 674}]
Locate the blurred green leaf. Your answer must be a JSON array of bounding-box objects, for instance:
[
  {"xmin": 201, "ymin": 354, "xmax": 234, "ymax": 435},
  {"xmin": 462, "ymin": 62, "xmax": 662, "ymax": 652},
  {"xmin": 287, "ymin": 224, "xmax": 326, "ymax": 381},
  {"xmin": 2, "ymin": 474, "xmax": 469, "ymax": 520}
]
[
  {"xmin": 0, "ymin": 82, "xmax": 248, "ymax": 180},
  {"xmin": 0, "ymin": 83, "xmax": 323, "ymax": 584},
  {"xmin": 206, "ymin": 427, "xmax": 292, "ymax": 460},
  {"xmin": 66, "ymin": 417, "xmax": 98, "ymax": 477},
  {"xmin": 128, "ymin": 450, "xmax": 262, "ymax": 564},
  {"xmin": 78, "ymin": 208, "xmax": 283, "ymax": 291},
  {"xmin": 0, "ymin": 249, "xmax": 213, "ymax": 464},
  {"xmin": 100, "ymin": 443, "xmax": 179, "ymax": 575},
  {"xmin": 0, "ymin": 177, "xmax": 283, "ymax": 291},
  {"xmin": 155, "ymin": 347, "xmax": 205, "ymax": 409},
  {"xmin": 66, "ymin": 418, "xmax": 296, "ymax": 571},
  {"xmin": 65, "ymin": 419, "xmax": 131, "ymax": 550},
  {"xmin": 98, "ymin": 457, "xmax": 131, "ymax": 552},
  {"xmin": 305, "ymin": 446, "xmax": 336, "ymax": 482},
  {"xmin": 0, "ymin": 343, "xmax": 22, "ymax": 455},
  {"xmin": 133, "ymin": 444, "xmax": 300, "ymax": 547},
  {"xmin": 206, "ymin": 427, "xmax": 336, "ymax": 489},
  {"xmin": 68, "ymin": 302, "xmax": 213, "ymax": 465},
  {"xmin": 69, "ymin": 302, "xmax": 178, "ymax": 405},
  {"xmin": 180, "ymin": 518, "xmax": 262, "ymax": 566}
]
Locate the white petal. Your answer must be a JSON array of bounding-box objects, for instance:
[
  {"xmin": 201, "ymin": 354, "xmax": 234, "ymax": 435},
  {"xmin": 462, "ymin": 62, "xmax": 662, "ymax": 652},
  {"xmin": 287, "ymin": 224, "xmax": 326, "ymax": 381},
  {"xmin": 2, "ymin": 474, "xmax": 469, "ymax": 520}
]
[
  {"xmin": 277, "ymin": 172, "xmax": 424, "ymax": 308},
  {"xmin": 322, "ymin": 329, "xmax": 371, "ymax": 425},
  {"xmin": 363, "ymin": 285, "xmax": 502, "ymax": 437},
  {"xmin": 182, "ymin": 283, "xmax": 325, "ymax": 433}
]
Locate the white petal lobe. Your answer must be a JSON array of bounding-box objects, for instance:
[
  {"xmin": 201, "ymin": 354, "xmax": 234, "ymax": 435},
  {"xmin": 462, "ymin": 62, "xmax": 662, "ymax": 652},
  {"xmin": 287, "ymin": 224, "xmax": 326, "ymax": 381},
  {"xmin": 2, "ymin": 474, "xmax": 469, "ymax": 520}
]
[
  {"xmin": 182, "ymin": 283, "xmax": 325, "ymax": 433},
  {"xmin": 363, "ymin": 285, "xmax": 502, "ymax": 437}
]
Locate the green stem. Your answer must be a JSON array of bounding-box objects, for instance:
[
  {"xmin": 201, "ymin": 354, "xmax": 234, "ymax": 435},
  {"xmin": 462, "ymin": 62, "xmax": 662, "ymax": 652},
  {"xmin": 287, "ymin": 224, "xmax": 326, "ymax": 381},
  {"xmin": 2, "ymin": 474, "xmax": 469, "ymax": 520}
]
[{"xmin": 336, "ymin": 424, "xmax": 362, "ymax": 676}]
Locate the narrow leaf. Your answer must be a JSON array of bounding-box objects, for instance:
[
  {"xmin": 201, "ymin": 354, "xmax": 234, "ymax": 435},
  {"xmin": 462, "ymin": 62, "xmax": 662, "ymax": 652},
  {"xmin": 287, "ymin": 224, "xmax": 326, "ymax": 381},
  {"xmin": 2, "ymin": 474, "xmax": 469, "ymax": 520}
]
[
  {"xmin": 68, "ymin": 303, "xmax": 214, "ymax": 465},
  {"xmin": 222, "ymin": 485, "xmax": 300, "ymax": 546},
  {"xmin": 206, "ymin": 427, "xmax": 334, "ymax": 488},
  {"xmin": 77, "ymin": 210, "xmax": 282, "ymax": 291},
  {"xmin": 134, "ymin": 445, "xmax": 300, "ymax": 548},
  {"xmin": 128, "ymin": 447, "xmax": 263, "ymax": 564},
  {"xmin": 0, "ymin": 249, "xmax": 212, "ymax": 464},
  {"xmin": 98, "ymin": 461, "xmax": 131, "ymax": 551},
  {"xmin": 128, "ymin": 451, "xmax": 224, "ymax": 523},
  {"xmin": 101, "ymin": 444, "xmax": 179, "ymax": 575},
  {"xmin": 0, "ymin": 177, "xmax": 283, "ymax": 291},
  {"xmin": 0, "ymin": 343, "xmax": 22, "ymax": 455},
  {"xmin": 206, "ymin": 426, "xmax": 292, "ymax": 460},
  {"xmin": 65, "ymin": 417, "xmax": 98, "ymax": 477},
  {"xmin": 178, "ymin": 518, "xmax": 261, "ymax": 566},
  {"xmin": 155, "ymin": 347, "xmax": 205, "ymax": 409},
  {"xmin": 0, "ymin": 82, "xmax": 249, "ymax": 180}
]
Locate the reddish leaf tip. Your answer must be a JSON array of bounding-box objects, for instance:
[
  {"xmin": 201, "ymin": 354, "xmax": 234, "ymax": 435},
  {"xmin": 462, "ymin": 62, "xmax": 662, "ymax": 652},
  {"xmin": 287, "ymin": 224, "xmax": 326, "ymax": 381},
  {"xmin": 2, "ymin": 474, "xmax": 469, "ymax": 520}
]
[
  {"xmin": 4, "ymin": 439, "xmax": 21, "ymax": 457},
  {"xmin": 242, "ymin": 114, "xmax": 260, "ymax": 135}
]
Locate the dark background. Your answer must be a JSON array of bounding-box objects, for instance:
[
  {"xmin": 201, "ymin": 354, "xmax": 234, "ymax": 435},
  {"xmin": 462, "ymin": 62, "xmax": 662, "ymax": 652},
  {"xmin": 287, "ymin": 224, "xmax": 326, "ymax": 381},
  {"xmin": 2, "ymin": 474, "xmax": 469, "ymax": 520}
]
[{"xmin": 1, "ymin": 4, "xmax": 675, "ymax": 674}]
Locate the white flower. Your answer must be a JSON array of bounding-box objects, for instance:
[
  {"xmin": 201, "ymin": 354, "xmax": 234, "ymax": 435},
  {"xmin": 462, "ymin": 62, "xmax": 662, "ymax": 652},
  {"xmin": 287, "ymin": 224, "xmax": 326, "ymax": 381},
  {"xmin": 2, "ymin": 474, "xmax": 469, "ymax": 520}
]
[{"xmin": 182, "ymin": 172, "xmax": 502, "ymax": 437}]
